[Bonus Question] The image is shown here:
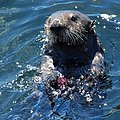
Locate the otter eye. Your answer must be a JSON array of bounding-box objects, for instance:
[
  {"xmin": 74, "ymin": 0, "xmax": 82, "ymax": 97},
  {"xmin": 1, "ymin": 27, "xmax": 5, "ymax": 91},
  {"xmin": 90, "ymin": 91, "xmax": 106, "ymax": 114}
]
[{"xmin": 70, "ymin": 16, "xmax": 77, "ymax": 22}]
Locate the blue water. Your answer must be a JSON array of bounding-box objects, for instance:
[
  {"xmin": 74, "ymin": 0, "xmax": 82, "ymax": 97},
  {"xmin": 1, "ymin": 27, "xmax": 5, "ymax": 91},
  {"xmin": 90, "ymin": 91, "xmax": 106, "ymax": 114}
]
[{"xmin": 0, "ymin": 0, "xmax": 120, "ymax": 120}]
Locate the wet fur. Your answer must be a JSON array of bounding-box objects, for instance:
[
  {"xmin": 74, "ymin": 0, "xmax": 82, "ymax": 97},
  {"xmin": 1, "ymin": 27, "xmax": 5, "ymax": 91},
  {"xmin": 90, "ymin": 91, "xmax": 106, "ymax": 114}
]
[{"xmin": 39, "ymin": 10, "xmax": 105, "ymax": 86}]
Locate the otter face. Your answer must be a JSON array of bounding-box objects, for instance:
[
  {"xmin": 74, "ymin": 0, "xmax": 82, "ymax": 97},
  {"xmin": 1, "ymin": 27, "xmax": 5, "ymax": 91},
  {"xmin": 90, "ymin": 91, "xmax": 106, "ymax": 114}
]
[{"xmin": 44, "ymin": 10, "xmax": 93, "ymax": 46}]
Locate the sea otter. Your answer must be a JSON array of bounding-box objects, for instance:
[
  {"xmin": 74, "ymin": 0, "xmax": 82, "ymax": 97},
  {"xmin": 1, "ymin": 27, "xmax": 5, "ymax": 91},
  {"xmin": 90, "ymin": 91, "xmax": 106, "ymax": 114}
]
[{"xmin": 38, "ymin": 10, "xmax": 105, "ymax": 92}]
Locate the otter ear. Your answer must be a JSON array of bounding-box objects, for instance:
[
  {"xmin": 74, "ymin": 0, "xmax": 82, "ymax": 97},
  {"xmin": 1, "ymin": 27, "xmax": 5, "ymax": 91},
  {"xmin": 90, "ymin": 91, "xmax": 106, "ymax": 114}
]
[
  {"xmin": 89, "ymin": 20, "xmax": 96, "ymax": 32},
  {"xmin": 91, "ymin": 20, "xmax": 96, "ymax": 27}
]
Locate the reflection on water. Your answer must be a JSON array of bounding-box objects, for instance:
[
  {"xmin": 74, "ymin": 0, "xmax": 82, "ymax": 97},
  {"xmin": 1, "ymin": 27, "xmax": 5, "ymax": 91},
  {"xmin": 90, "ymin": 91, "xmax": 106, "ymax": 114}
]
[{"xmin": 0, "ymin": 0, "xmax": 120, "ymax": 120}]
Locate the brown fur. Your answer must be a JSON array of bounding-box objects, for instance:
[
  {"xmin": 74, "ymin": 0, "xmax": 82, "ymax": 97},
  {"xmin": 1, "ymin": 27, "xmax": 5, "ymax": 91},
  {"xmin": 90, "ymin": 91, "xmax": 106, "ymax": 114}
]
[{"xmin": 39, "ymin": 10, "xmax": 105, "ymax": 84}]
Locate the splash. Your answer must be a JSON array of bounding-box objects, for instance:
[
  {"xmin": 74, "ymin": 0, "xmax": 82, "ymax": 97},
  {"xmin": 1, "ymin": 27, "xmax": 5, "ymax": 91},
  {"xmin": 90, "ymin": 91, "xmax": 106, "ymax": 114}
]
[{"xmin": 0, "ymin": 65, "xmax": 38, "ymax": 92}]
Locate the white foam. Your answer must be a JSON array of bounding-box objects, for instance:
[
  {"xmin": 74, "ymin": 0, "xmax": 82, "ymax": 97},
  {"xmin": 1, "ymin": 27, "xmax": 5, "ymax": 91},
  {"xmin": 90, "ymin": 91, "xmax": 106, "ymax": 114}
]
[{"xmin": 100, "ymin": 14, "xmax": 116, "ymax": 20}]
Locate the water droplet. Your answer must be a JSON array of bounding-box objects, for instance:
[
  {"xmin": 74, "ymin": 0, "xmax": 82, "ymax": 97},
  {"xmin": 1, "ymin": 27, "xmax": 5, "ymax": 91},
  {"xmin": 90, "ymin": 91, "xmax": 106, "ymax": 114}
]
[
  {"xmin": 75, "ymin": 6, "xmax": 78, "ymax": 9},
  {"xmin": 103, "ymin": 26, "xmax": 106, "ymax": 28},
  {"xmin": 30, "ymin": 110, "xmax": 34, "ymax": 113},
  {"xmin": 16, "ymin": 62, "xmax": 19, "ymax": 65},
  {"xmin": 13, "ymin": 101, "xmax": 17, "ymax": 104},
  {"xmin": 98, "ymin": 95, "xmax": 102, "ymax": 99},
  {"xmin": 116, "ymin": 27, "xmax": 120, "ymax": 30},
  {"xmin": 18, "ymin": 65, "xmax": 22, "ymax": 68},
  {"xmin": 104, "ymin": 103, "xmax": 107, "ymax": 106},
  {"xmin": 99, "ymin": 105, "xmax": 102, "ymax": 107}
]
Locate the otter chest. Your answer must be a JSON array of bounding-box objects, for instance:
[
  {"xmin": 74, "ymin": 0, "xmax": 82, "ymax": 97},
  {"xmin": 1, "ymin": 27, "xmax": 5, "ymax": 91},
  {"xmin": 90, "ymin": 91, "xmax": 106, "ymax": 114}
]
[{"xmin": 55, "ymin": 45, "xmax": 89, "ymax": 67}]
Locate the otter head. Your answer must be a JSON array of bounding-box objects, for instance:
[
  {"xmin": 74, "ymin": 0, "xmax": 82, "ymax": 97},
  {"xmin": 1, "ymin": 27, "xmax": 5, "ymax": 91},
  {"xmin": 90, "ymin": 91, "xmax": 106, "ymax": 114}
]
[{"xmin": 44, "ymin": 10, "xmax": 95, "ymax": 46}]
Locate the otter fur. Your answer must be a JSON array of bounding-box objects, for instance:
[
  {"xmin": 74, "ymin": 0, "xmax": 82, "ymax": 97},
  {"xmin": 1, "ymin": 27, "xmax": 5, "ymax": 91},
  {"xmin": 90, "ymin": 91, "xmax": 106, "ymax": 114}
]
[{"xmin": 38, "ymin": 10, "xmax": 105, "ymax": 91}]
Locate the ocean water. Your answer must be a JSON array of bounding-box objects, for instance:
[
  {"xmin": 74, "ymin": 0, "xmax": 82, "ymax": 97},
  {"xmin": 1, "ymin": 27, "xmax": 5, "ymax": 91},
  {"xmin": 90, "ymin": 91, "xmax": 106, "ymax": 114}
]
[{"xmin": 0, "ymin": 0, "xmax": 120, "ymax": 120}]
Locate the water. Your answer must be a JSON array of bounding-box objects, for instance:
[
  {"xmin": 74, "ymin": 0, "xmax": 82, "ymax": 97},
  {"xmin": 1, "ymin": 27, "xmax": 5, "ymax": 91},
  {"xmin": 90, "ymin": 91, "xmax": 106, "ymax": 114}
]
[{"xmin": 0, "ymin": 0, "xmax": 120, "ymax": 120}]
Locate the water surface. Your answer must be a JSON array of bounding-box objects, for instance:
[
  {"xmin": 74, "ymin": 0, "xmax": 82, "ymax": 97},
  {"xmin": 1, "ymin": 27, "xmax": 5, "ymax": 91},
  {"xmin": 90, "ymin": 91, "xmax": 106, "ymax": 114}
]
[{"xmin": 0, "ymin": 0, "xmax": 120, "ymax": 120}]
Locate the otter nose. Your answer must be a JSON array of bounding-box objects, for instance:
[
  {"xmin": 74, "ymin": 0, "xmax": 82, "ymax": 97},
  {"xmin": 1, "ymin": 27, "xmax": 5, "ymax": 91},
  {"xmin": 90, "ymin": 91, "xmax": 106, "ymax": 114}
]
[{"xmin": 50, "ymin": 19, "xmax": 63, "ymax": 31}]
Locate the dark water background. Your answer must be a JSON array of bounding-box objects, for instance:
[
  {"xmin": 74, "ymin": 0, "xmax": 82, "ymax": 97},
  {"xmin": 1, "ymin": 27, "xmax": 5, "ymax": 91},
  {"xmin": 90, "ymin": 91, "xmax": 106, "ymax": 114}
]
[{"xmin": 0, "ymin": 0, "xmax": 120, "ymax": 120}]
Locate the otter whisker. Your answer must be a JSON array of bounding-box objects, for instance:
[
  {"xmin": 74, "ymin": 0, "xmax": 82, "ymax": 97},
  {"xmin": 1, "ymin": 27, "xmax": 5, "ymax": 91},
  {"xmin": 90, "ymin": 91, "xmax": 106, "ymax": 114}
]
[
  {"xmin": 67, "ymin": 30, "xmax": 80, "ymax": 45},
  {"xmin": 72, "ymin": 30, "xmax": 83, "ymax": 39},
  {"xmin": 64, "ymin": 30, "xmax": 69, "ymax": 43},
  {"xmin": 81, "ymin": 27, "xmax": 89, "ymax": 33},
  {"xmin": 80, "ymin": 32, "xmax": 88, "ymax": 40},
  {"xmin": 66, "ymin": 30, "xmax": 74, "ymax": 45},
  {"xmin": 71, "ymin": 32, "xmax": 80, "ymax": 45},
  {"xmin": 68, "ymin": 32, "xmax": 73, "ymax": 45},
  {"xmin": 74, "ymin": 30, "xmax": 86, "ymax": 41},
  {"xmin": 67, "ymin": 31, "xmax": 74, "ymax": 45},
  {"xmin": 69, "ymin": 32, "xmax": 77, "ymax": 45},
  {"xmin": 73, "ymin": 31, "xmax": 83, "ymax": 44},
  {"xmin": 70, "ymin": 30, "xmax": 84, "ymax": 45}
]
